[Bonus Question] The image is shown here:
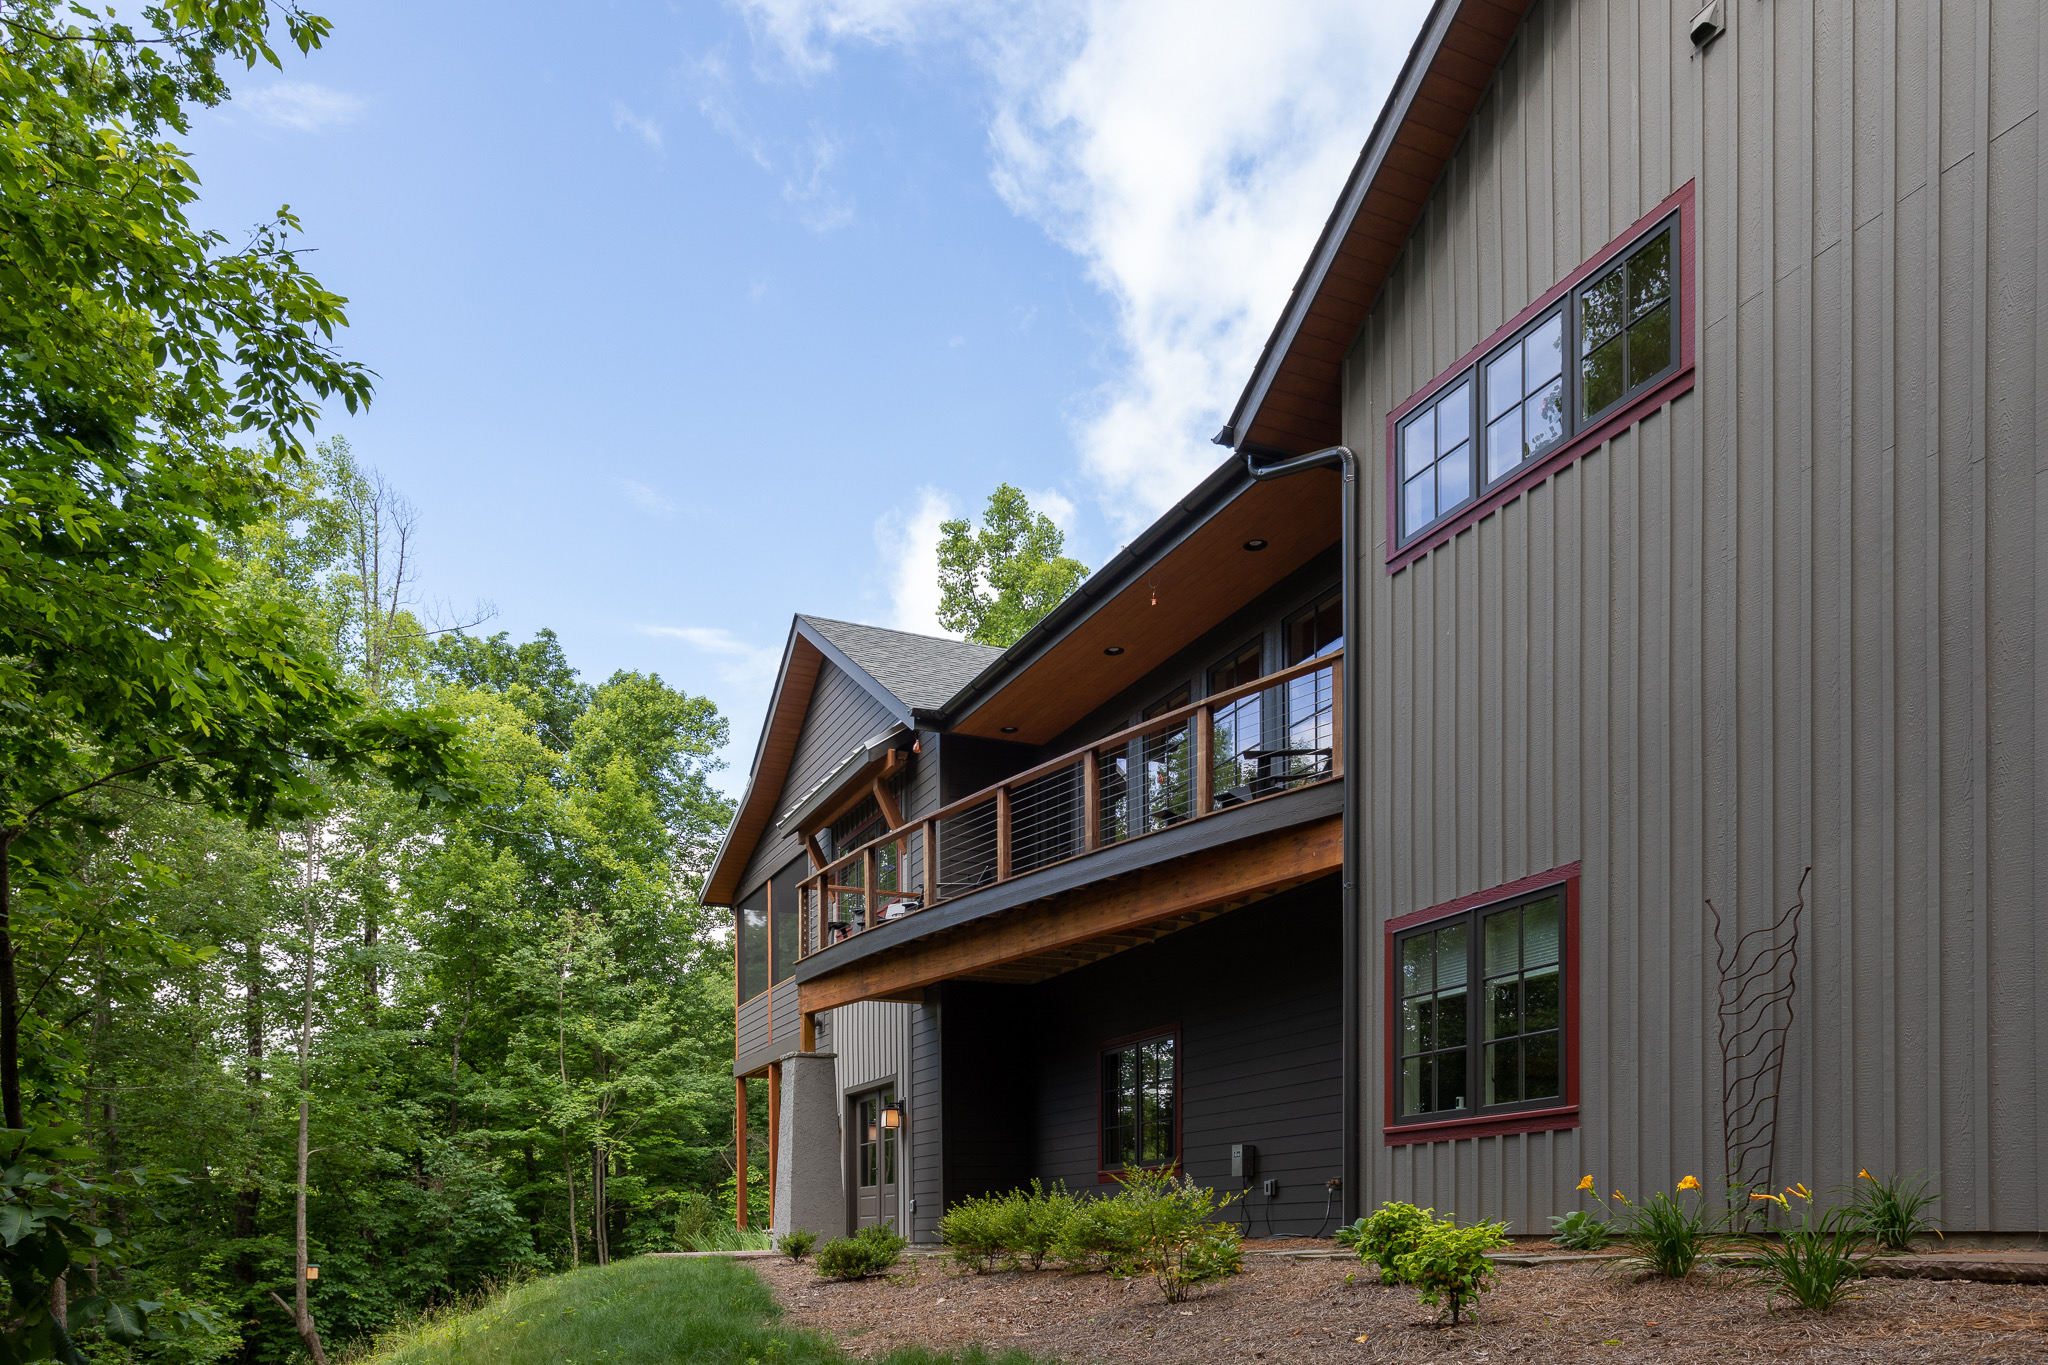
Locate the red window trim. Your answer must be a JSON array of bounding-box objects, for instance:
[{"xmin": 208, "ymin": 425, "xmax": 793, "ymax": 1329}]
[
  {"xmin": 1384, "ymin": 180, "xmax": 1698, "ymax": 574},
  {"xmin": 1096, "ymin": 1024, "xmax": 1183, "ymax": 1183},
  {"xmin": 1383, "ymin": 864, "xmax": 1582, "ymax": 1146}
]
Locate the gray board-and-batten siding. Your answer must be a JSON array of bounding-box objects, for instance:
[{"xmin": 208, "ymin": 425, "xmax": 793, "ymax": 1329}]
[{"xmin": 1345, "ymin": 0, "xmax": 2046, "ymax": 1233}]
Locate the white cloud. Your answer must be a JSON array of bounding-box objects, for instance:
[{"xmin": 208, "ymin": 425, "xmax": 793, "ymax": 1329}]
[
  {"xmin": 734, "ymin": 0, "xmax": 1432, "ymax": 528},
  {"xmin": 618, "ymin": 479, "xmax": 676, "ymax": 517},
  {"xmin": 240, "ymin": 81, "xmax": 365, "ymax": 132},
  {"xmin": 640, "ymin": 625, "xmax": 783, "ymax": 687},
  {"xmin": 611, "ymin": 101, "xmax": 665, "ymax": 150},
  {"xmin": 691, "ymin": 51, "xmax": 857, "ymax": 230},
  {"xmin": 872, "ymin": 487, "xmax": 957, "ymax": 636}
]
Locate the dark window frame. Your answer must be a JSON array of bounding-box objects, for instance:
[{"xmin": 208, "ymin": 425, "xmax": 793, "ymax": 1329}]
[
  {"xmin": 1383, "ymin": 865, "xmax": 1581, "ymax": 1145},
  {"xmin": 1096, "ymin": 1025, "xmax": 1181, "ymax": 1181},
  {"xmin": 1385, "ymin": 182, "xmax": 1696, "ymax": 572}
]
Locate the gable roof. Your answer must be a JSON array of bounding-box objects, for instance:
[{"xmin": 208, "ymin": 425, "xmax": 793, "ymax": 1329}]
[
  {"xmin": 702, "ymin": 616, "xmax": 1002, "ymax": 906},
  {"xmin": 1221, "ymin": 0, "xmax": 1533, "ymax": 456}
]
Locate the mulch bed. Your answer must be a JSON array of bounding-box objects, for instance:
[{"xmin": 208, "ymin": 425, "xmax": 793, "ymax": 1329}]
[{"xmin": 754, "ymin": 1242, "xmax": 2048, "ymax": 1364}]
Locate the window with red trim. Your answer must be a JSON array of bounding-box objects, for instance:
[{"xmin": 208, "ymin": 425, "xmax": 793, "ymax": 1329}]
[
  {"xmin": 1394, "ymin": 207, "xmax": 1685, "ymax": 548},
  {"xmin": 1384, "ymin": 870, "xmax": 1580, "ymax": 1142}
]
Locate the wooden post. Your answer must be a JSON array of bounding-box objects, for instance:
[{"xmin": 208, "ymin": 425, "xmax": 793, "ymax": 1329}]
[
  {"xmin": 766, "ymin": 1063, "xmax": 781, "ymax": 1228},
  {"xmin": 864, "ymin": 847, "xmax": 878, "ymax": 929},
  {"xmin": 1193, "ymin": 705, "xmax": 1214, "ymax": 816},
  {"xmin": 800, "ymin": 1011, "xmax": 817, "ymax": 1052},
  {"xmin": 735, "ymin": 1077, "xmax": 749, "ymax": 1229},
  {"xmin": 1329, "ymin": 657, "xmax": 1345, "ymax": 777},
  {"xmin": 921, "ymin": 818, "xmax": 938, "ymax": 904},
  {"xmin": 1082, "ymin": 750, "xmax": 1101, "ymax": 853},
  {"xmin": 995, "ymin": 787, "xmax": 1013, "ymax": 881}
]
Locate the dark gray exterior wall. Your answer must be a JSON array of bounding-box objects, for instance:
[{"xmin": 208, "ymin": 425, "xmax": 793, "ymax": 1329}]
[{"xmin": 1344, "ymin": 0, "xmax": 2047, "ymax": 1232}]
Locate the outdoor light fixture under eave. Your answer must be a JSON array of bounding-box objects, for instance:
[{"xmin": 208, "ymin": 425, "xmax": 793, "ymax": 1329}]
[
  {"xmin": 1243, "ymin": 538, "xmax": 1268, "ymax": 551},
  {"xmin": 1103, "ymin": 646, "xmax": 1124, "ymax": 656},
  {"xmin": 881, "ymin": 1102, "xmax": 903, "ymax": 1130}
]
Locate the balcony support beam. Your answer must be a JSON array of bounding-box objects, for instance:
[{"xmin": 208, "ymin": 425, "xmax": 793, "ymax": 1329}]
[
  {"xmin": 995, "ymin": 786, "xmax": 1013, "ymax": 881},
  {"xmin": 1082, "ymin": 750, "xmax": 1101, "ymax": 853},
  {"xmin": 1193, "ymin": 705, "xmax": 1214, "ymax": 816}
]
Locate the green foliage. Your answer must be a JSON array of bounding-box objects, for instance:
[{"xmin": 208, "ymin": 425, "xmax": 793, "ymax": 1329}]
[
  {"xmin": 352, "ymin": 1257, "xmax": 1053, "ymax": 1365},
  {"xmin": 937, "ymin": 1193, "xmax": 1010, "ymax": 1274},
  {"xmin": 936, "ymin": 485, "xmax": 1090, "ymax": 647},
  {"xmin": 1548, "ymin": 1208, "xmax": 1613, "ymax": 1250},
  {"xmin": 1332, "ymin": 1215, "xmax": 1368, "ymax": 1251},
  {"xmin": 938, "ymin": 1181, "xmax": 1076, "ymax": 1273},
  {"xmin": 1352, "ymin": 1201, "xmax": 1438, "ymax": 1282},
  {"xmin": 1849, "ymin": 1170, "xmax": 1940, "ymax": 1253},
  {"xmin": 1603, "ymin": 1179, "xmax": 1727, "ymax": 1279},
  {"xmin": 1048, "ymin": 1191, "xmax": 1143, "ymax": 1273},
  {"xmin": 1391, "ymin": 1217, "xmax": 1510, "ymax": 1326},
  {"xmin": 777, "ymin": 1229, "xmax": 819, "ymax": 1263},
  {"xmin": 1101, "ymin": 1167, "xmax": 1243, "ymax": 1304},
  {"xmin": 813, "ymin": 1222, "xmax": 908, "ymax": 1281},
  {"xmin": 1740, "ymin": 1192, "xmax": 1870, "ymax": 1313}
]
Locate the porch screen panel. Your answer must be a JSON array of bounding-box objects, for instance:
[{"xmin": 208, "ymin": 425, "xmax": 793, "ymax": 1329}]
[{"xmin": 737, "ymin": 886, "xmax": 769, "ymax": 1004}]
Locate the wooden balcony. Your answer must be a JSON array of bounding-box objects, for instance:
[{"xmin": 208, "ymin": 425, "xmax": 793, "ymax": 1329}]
[{"xmin": 795, "ymin": 649, "xmax": 1344, "ymax": 965}]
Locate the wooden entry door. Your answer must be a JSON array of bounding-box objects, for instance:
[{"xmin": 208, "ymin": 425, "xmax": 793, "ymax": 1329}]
[{"xmin": 851, "ymin": 1088, "xmax": 899, "ymax": 1229}]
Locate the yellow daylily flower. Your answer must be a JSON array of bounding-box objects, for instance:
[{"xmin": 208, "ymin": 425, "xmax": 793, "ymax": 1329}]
[
  {"xmin": 1788, "ymin": 1183, "xmax": 1812, "ymax": 1201},
  {"xmin": 1676, "ymin": 1175, "xmax": 1701, "ymax": 1192},
  {"xmin": 1576, "ymin": 1175, "xmax": 1596, "ymax": 1192},
  {"xmin": 1858, "ymin": 1168, "xmax": 1873, "ymax": 1180},
  {"xmin": 1750, "ymin": 1192, "xmax": 1788, "ymax": 1209}
]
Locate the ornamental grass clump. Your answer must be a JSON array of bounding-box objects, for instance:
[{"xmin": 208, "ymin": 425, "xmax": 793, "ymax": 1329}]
[
  {"xmin": 1848, "ymin": 1169, "xmax": 1941, "ymax": 1253},
  {"xmin": 1392, "ymin": 1217, "xmax": 1511, "ymax": 1326},
  {"xmin": 1600, "ymin": 1175, "xmax": 1728, "ymax": 1278},
  {"xmin": 1741, "ymin": 1183, "xmax": 1870, "ymax": 1313}
]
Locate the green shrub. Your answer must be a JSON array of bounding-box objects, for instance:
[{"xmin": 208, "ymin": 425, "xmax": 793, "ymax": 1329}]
[
  {"xmin": 1110, "ymin": 1166, "xmax": 1245, "ymax": 1304},
  {"xmin": 777, "ymin": 1228, "xmax": 819, "ymax": 1262},
  {"xmin": 1392, "ymin": 1218, "xmax": 1510, "ymax": 1325},
  {"xmin": 938, "ymin": 1194, "xmax": 1010, "ymax": 1274},
  {"xmin": 814, "ymin": 1221, "xmax": 908, "ymax": 1280},
  {"xmin": 1548, "ymin": 1209, "xmax": 1612, "ymax": 1250},
  {"xmin": 1332, "ymin": 1216, "xmax": 1369, "ymax": 1252},
  {"xmin": 1607, "ymin": 1177, "xmax": 1727, "ymax": 1278},
  {"xmin": 1050, "ymin": 1194, "xmax": 1143, "ymax": 1273},
  {"xmin": 673, "ymin": 1190, "xmax": 718, "ymax": 1250},
  {"xmin": 1352, "ymin": 1202, "xmax": 1437, "ymax": 1283},
  {"xmin": 1849, "ymin": 1169, "xmax": 1940, "ymax": 1253},
  {"xmin": 1741, "ymin": 1190, "xmax": 1869, "ymax": 1313},
  {"xmin": 999, "ymin": 1181, "xmax": 1076, "ymax": 1271}
]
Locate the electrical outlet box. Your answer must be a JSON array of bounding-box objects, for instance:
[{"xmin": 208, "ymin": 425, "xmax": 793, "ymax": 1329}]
[
  {"xmin": 1262, "ymin": 1179, "xmax": 1279, "ymax": 1198},
  {"xmin": 1230, "ymin": 1143, "xmax": 1258, "ymax": 1179}
]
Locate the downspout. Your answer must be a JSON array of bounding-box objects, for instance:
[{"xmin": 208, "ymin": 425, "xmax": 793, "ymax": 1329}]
[{"xmin": 1235, "ymin": 440, "xmax": 1362, "ymax": 1225}]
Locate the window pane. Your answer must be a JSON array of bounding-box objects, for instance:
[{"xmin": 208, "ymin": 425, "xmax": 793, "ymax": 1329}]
[
  {"xmin": 1626, "ymin": 301, "xmax": 1672, "ymax": 387},
  {"xmin": 1403, "ymin": 1057, "xmax": 1428, "ymax": 1114},
  {"xmin": 1436, "ymin": 986, "xmax": 1467, "ymax": 1049},
  {"xmin": 1526, "ymin": 380, "xmax": 1565, "ymax": 456},
  {"xmin": 1404, "ymin": 470, "xmax": 1435, "ymax": 535},
  {"xmin": 1485, "ymin": 346, "xmax": 1521, "ymax": 420},
  {"xmin": 1582, "ymin": 270, "xmax": 1624, "ymax": 349},
  {"xmin": 1437, "ymin": 381, "xmax": 1471, "ymax": 452},
  {"xmin": 1488, "ymin": 978, "xmax": 1520, "ymax": 1039},
  {"xmin": 1406, "ymin": 995, "xmax": 1433, "ymax": 1054},
  {"xmin": 1582, "ymin": 335, "xmax": 1623, "ymax": 417},
  {"xmin": 1525, "ymin": 965, "xmax": 1560, "ymax": 1032},
  {"xmin": 739, "ymin": 897, "xmax": 769, "ymax": 1004},
  {"xmin": 1435, "ymin": 924, "xmax": 1467, "ymax": 989},
  {"xmin": 1403, "ymin": 409, "xmax": 1435, "ymax": 479},
  {"xmin": 1486, "ymin": 408, "xmax": 1522, "ymax": 483},
  {"xmin": 1437, "ymin": 439, "xmax": 1472, "ymax": 509},
  {"xmin": 1526, "ymin": 313, "xmax": 1564, "ymax": 387},
  {"xmin": 1486, "ymin": 1039, "xmax": 1521, "ymax": 1105},
  {"xmin": 1629, "ymin": 232, "xmax": 1672, "ymax": 318},
  {"xmin": 1485, "ymin": 908, "xmax": 1519, "ymax": 974},
  {"xmin": 1526, "ymin": 1031, "xmax": 1561, "ymax": 1099},
  {"xmin": 1523, "ymin": 897, "xmax": 1560, "ymax": 965},
  {"xmin": 1402, "ymin": 933, "xmax": 1434, "ymax": 996},
  {"xmin": 1436, "ymin": 1047, "xmax": 1468, "ymax": 1112}
]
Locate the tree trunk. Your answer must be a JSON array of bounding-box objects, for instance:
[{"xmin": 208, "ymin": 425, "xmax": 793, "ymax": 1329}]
[
  {"xmin": 448, "ymin": 985, "xmax": 471, "ymax": 1133},
  {"xmin": 590, "ymin": 1145, "xmax": 608, "ymax": 1266},
  {"xmin": 279, "ymin": 821, "xmax": 330, "ymax": 1365},
  {"xmin": 1, "ymin": 833, "xmax": 22, "ymax": 1129},
  {"xmin": 234, "ymin": 937, "xmax": 263, "ymax": 1280},
  {"xmin": 562, "ymin": 1144, "xmax": 580, "ymax": 1268}
]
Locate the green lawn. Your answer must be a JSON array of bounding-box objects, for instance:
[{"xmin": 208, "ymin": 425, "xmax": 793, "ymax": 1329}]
[{"xmin": 351, "ymin": 1256, "xmax": 1051, "ymax": 1365}]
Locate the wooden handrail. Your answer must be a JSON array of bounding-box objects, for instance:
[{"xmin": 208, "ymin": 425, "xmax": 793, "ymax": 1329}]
[{"xmin": 797, "ymin": 647, "xmax": 1344, "ymax": 943}]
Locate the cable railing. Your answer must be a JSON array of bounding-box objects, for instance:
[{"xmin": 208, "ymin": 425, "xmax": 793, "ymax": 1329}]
[{"xmin": 795, "ymin": 647, "xmax": 1343, "ymax": 959}]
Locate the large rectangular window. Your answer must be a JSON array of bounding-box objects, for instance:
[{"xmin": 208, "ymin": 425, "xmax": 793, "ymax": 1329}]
[
  {"xmin": 1100, "ymin": 1032, "xmax": 1176, "ymax": 1172},
  {"xmin": 1386, "ymin": 872, "xmax": 1578, "ymax": 1141},
  {"xmin": 737, "ymin": 886, "xmax": 769, "ymax": 1005},
  {"xmin": 1391, "ymin": 201, "xmax": 1688, "ymax": 553}
]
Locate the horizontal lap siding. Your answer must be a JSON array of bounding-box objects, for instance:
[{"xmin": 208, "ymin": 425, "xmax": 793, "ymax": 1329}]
[
  {"xmin": 736, "ymin": 994, "xmax": 773, "ymax": 1074},
  {"xmin": 1348, "ymin": 0, "xmax": 2044, "ymax": 1233}
]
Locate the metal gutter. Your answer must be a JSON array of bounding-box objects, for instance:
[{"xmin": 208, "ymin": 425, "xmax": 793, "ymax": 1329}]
[{"xmin": 772, "ymin": 724, "xmax": 911, "ymax": 837}]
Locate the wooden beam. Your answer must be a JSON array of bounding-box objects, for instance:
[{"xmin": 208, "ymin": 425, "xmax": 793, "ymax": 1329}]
[
  {"xmin": 800, "ymin": 1011, "xmax": 817, "ymax": 1052},
  {"xmin": 995, "ymin": 786, "xmax": 1013, "ymax": 881},
  {"xmin": 920, "ymin": 819, "xmax": 937, "ymax": 904},
  {"xmin": 798, "ymin": 815, "xmax": 1340, "ymax": 1012},
  {"xmin": 735, "ymin": 1077, "xmax": 749, "ymax": 1229},
  {"xmin": 1330, "ymin": 658, "xmax": 1345, "ymax": 778},
  {"xmin": 1193, "ymin": 705, "xmax": 1213, "ymax": 816},
  {"xmin": 1082, "ymin": 750, "xmax": 1101, "ymax": 853},
  {"xmin": 872, "ymin": 772, "xmax": 905, "ymax": 830}
]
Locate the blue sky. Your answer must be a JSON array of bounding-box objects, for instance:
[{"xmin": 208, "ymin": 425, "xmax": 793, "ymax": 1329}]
[{"xmin": 187, "ymin": 0, "xmax": 1429, "ymax": 789}]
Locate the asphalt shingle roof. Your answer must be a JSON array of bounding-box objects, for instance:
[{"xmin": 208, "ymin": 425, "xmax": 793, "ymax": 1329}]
[{"xmin": 799, "ymin": 616, "xmax": 1003, "ymax": 714}]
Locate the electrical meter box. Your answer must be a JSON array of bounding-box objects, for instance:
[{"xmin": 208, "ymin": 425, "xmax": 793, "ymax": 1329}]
[{"xmin": 1230, "ymin": 1143, "xmax": 1257, "ymax": 1179}]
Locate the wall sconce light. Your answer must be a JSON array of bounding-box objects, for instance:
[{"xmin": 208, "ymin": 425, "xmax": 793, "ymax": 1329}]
[
  {"xmin": 880, "ymin": 1102, "xmax": 903, "ymax": 1131},
  {"xmin": 305, "ymin": 1265, "xmax": 320, "ymax": 1282}
]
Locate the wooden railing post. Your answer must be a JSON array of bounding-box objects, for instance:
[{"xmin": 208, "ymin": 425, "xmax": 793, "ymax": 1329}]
[
  {"xmin": 921, "ymin": 818, "xmax": 938, "ymax": 904},
  {"xmin": 1193, "ymin": 705, "xmax": 1213, "ymax": 816},
  {"xmin": 1329, "ymin": 658, "xmax": 1345, "ymax": 777},
  {"xmin": 995, "ymin": 786, "xmax": 1013, "ymax": 881},
  {"xmin": 864, "ymin": 847, "xmax": 878, "ymax": 929},
  {"xmin": 1082, "ymin": 750, "xmax": 1101, "ymax": 852}
]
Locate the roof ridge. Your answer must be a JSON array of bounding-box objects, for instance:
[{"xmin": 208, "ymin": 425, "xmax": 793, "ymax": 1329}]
[{"xmin": 796, "ymin": 613, "xmax": 1002, "ymax": 651}]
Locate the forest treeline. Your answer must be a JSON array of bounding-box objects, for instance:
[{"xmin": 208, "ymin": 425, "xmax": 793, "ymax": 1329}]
[{"xmin": 0, "ymin": 4, "xmax": 757, "ymax": 1362}]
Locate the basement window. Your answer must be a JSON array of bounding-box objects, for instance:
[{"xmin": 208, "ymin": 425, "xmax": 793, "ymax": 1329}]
[{"xmin": 1100, "ymin": 1031, "xmax": 1177, "ymax": 1174}]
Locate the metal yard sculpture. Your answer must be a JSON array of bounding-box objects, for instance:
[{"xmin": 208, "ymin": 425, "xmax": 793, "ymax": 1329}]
[{"xmin": 1706, "ymin": 867, "xmax": 1811, "ymax": 1211}]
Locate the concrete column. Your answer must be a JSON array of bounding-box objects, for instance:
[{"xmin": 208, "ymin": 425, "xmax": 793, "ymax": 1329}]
[{"xmin": 773, "ymin": 1051, "xmax": 844, "ymax": 1239}]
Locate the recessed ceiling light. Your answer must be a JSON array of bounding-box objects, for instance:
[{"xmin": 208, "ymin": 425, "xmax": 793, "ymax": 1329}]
[
  {"xmin": 1103, "ymin": 646, "xmax": 1125, "ymax": 656},
  {"xmin": 1000, "ymin": 725, "xmax": 1018, "ymax": 734},
  {"xmin": 1243, "ymin": 538, "xmax": 1268, "ymax": 551}
]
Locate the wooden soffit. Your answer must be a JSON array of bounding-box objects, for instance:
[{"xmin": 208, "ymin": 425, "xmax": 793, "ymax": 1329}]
[
  {"xmin": 702, "ymin": 631, "xmax": 825, "ymax": 906},
  {"xmin": 795, "ymin": 814, "xmax": 1341, "ymax": 1013},
  {"xmin": 946, "ymin": 468, "xmax": 1339, "ymax": 744},
  {"xmin": 1225, "ymin": 0, "xmax": 1533, "ymax": 455}
]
